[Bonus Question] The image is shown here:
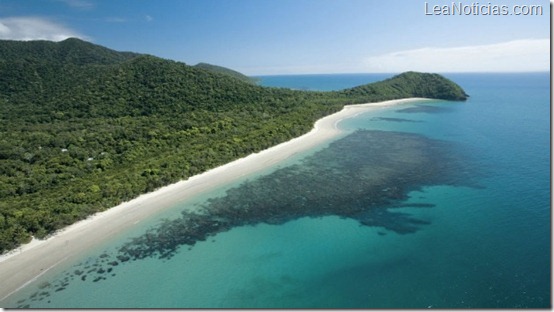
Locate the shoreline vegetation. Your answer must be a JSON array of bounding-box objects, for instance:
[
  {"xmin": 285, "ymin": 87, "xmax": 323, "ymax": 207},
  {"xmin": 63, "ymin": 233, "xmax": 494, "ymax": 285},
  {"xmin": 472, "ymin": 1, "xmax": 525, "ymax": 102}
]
[
  {"xmin": 0, "ymin": 97, "xmax": 429, "ymax": 301},
  {"xmin": 0, "ymin": 38, "xmax": 468, "ymax": 300},
  {"xmin": 0, "ymin": 38, "xmax": 468, "ymax": 255}
]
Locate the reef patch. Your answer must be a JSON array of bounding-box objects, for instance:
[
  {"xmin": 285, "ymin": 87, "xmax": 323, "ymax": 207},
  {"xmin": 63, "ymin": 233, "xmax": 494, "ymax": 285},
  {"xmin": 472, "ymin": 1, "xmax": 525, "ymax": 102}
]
[
  {"xmin": 396, "ymin": 104, "xmax": 453, "ymax": 114},
  {"xmin": 14, "ymin": 129, "xmax": 480, "ymax": 307},
  {"xmin": 117, "ymin": 129, "xmax": 477, "ymax": 260}
]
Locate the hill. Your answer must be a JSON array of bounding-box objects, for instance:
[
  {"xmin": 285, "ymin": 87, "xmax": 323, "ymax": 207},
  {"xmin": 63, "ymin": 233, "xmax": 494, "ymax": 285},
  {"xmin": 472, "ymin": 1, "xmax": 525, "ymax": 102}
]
[
  {"xmin": 194, "ymin": 62, "xmax": 259, "ymax": 84},
  {"xmin": 0, "ymin": 38, "xmax": 467, "ymax": 253},
  {"xmin": 339, "ymin": 71, "xmax": 468, "ymax": 102},
  {"xmin": 0, "ymin": 37, "xmax": 139, "ymax": 66}
]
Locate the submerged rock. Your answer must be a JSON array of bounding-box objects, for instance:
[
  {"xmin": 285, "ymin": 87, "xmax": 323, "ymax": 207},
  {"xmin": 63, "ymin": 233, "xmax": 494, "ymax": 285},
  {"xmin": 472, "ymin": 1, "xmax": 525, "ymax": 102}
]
[
  {"xmin": 116, "ymin": 130, "xmax": 477, "ymax": 260},
  {"xmin": 14, "ymin": 129, "xmax": 480, "ymax": 304}
]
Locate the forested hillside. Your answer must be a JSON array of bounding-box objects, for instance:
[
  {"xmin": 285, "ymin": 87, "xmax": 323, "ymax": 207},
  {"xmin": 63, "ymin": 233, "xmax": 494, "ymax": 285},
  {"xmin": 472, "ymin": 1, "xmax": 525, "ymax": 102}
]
[
  {"xmin": 0, "ymin": 38, "xmax": 467, "ymax": 253},
  {"xmin": 194, "ymin": 62, "xmax": 259, "ymax": 84}
]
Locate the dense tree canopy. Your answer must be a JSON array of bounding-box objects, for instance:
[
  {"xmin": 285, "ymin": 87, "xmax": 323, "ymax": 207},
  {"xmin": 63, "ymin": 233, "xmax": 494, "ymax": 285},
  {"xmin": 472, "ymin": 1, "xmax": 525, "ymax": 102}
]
[
  {"xmin": 194, "ymin": 62, "xmax": 259, "ymax": 85},
  {"xmin": 0, "ymin": 38, "xmax": 467, "ymax": 253}
]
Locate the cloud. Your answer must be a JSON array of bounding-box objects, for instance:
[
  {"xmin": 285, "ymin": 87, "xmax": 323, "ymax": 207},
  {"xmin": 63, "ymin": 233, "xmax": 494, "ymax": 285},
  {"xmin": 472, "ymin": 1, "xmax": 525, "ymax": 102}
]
[
  {"xmin": 145, "ymin": 15, "xmax": 153, "ymax": 22},
  {"xmin": 0, "ymin": 17, "xmax": 87, "ymax": 41},
  {"xmin": 105, "ymin": 17, "xmax": 127, "ymax": 23},
  {"xmin": 363, "ymin": 39, "xmax": 549, "ymax": 73},
  {"xmin": 54, "ymin": 0, "xmax": 95, "ymax": 9}
]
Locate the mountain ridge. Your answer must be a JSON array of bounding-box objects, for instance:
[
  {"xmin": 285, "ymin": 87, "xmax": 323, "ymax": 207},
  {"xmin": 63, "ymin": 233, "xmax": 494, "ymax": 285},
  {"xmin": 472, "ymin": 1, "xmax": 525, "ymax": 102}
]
[
  {"xmin": 0, "ymin": 38, "xmax": 468, "ymax": 253},
  {"xmin": 0, "ymin": 37, "xmax": 140, "ymax": 65},
  {"xmin": 194, "ymin": 62, "xmax": 259, "ymax": 84}
]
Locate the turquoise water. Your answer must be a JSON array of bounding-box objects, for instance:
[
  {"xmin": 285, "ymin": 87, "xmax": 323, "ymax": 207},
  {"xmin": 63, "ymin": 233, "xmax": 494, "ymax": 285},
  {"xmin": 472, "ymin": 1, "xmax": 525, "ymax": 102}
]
[{"xmin": 2, "ymin": 73, "xmax": 550, "ymax": 308}]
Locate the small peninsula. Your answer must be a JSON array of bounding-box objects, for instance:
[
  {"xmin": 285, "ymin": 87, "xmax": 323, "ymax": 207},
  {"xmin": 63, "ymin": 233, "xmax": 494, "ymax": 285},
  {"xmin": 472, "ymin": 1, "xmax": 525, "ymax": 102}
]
[{"xmin": 0, "ymin": 38, "xmax": 468, "ymax": 254}]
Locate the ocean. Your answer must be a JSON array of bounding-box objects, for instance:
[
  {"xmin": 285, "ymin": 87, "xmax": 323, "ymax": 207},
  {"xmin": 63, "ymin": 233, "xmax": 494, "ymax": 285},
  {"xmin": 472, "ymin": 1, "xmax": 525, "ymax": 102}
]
[{"xmin": 2, "ymin": 73, "xmax": 550, "ymax": 308}]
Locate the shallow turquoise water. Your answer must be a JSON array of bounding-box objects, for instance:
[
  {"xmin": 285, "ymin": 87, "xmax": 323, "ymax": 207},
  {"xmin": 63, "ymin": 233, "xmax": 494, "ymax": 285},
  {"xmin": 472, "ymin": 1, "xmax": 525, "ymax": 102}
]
[{"xmin": 2, "ymin": 73, "xmax": 550, "ymax": 308}]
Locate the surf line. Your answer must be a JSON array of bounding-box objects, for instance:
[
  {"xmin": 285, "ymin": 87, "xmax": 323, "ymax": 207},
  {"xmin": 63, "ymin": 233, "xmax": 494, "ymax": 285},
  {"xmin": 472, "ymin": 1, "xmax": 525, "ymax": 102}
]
[{"xmin": 1, "ymin": 256, "xmax": 69, "ymax": 302}]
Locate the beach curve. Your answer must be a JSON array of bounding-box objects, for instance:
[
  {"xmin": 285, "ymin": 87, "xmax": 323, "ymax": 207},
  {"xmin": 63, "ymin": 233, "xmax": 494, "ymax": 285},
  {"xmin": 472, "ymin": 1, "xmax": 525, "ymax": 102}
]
[{"xmin": 0, "ymin": 97, "xmax": 430, "ymax": 301}]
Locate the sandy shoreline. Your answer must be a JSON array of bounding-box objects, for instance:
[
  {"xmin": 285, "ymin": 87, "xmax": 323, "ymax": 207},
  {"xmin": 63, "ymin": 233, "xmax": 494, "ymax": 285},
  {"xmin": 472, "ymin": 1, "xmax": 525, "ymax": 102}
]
[{"xmin": 0, "ymin": 97, "xmax": 428, "ymax": 302}]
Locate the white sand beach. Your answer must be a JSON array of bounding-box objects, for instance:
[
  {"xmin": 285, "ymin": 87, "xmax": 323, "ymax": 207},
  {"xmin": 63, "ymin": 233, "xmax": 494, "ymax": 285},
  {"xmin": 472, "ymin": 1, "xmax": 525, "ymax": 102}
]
[{"xmin": 0, "ymin": 97, "xmax": 429, "ymax": 301}]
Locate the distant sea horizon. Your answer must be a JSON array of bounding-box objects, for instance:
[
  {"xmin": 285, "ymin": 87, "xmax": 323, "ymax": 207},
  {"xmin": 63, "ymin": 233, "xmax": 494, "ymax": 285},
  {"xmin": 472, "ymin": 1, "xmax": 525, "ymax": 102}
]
[
  {"xmin": 255, "ymin": 73, "xmax": 395, "ymax": 91},
  {"xmin": 254, "ymin": 71, "xmax": 549, "ymax": 91},
  {"xmin": 2, "ymin": 72, "xmax": 550, "ymax": 308}
]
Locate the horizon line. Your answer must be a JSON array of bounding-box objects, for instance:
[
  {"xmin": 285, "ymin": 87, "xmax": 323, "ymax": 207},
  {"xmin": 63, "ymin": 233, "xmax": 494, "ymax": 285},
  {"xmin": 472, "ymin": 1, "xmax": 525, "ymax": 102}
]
[{"xmin": 248, "ymin": 71, "xmax": 550, "ymax": 77}]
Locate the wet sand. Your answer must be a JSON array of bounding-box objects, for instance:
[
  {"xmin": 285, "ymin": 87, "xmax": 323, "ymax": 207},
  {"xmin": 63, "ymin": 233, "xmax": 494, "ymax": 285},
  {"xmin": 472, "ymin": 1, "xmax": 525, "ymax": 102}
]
[{"xmin": 0, "ymin": 97, "xmax": 429, "ymax": 301}]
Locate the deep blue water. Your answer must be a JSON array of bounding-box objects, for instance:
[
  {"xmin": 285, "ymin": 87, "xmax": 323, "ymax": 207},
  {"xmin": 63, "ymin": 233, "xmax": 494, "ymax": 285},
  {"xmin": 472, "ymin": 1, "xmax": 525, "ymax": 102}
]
[
  {"xmin": 2, "ymin": 73, "xmax": 550, "ymax": 308},
  {"xmin": 254, "ymin": 73, "xmax": 394, "ymax": 91}
]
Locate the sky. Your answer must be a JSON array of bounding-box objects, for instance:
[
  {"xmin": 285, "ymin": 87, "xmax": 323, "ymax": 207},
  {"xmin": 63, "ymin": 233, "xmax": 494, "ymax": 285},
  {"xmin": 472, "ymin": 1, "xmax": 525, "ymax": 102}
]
[{"xmin": 0, "ymin": 0, "xmax": 550, "ymax": 75}]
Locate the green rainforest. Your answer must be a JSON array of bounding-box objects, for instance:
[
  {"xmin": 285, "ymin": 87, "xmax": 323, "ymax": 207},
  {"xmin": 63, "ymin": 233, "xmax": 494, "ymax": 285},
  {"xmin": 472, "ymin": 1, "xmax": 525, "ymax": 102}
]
[{"xmin": 0, "ymin": 38, "xmax": 468, "ymax": 253}]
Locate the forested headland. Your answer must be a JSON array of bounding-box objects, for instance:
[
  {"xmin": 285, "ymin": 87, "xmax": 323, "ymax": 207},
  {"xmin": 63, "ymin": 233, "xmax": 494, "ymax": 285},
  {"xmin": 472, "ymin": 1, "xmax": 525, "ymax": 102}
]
[{"xmin": 0, "ymin": 38, "xmax": 468, "ymax": 253}]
